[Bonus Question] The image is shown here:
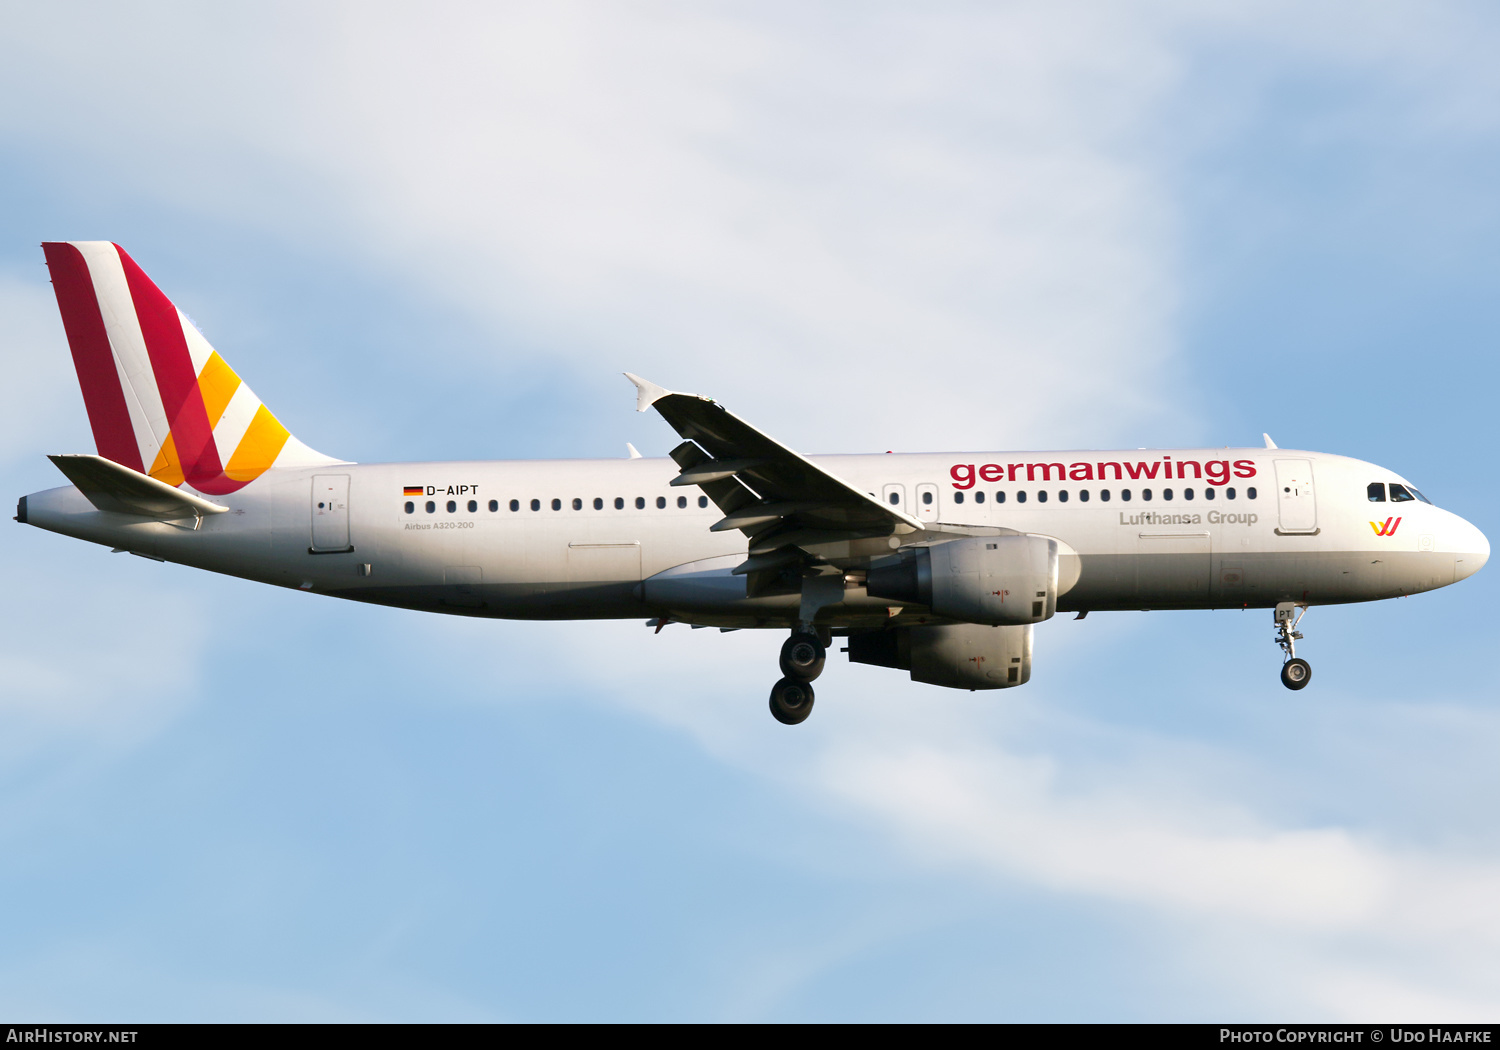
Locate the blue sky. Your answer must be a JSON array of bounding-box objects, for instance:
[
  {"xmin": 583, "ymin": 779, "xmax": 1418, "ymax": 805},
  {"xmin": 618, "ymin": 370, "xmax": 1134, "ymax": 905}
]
[{"xmin": 2, "ymin": 2, "xmax": 1499, "ymax": 1021}]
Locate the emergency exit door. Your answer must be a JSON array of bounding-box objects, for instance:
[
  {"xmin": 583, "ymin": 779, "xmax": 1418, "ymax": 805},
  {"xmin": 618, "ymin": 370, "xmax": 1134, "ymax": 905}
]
[
  {"xmin": 882, "ymin": 483, "xmax": 906, "ymax": 515},
  {"xmin": 311, "ymin": 475, "xmax": 352, "ymax": 552},
  {"xmin": 916, "ymin": 482, "xmax": 940, "ymax": 521}
]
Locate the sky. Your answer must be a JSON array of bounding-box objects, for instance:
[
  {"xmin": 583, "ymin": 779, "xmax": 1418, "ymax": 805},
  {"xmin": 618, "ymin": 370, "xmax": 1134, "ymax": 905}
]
[{"xmin": 1, "ymin": 0, "xmax": 1499, "ymax": 1022}]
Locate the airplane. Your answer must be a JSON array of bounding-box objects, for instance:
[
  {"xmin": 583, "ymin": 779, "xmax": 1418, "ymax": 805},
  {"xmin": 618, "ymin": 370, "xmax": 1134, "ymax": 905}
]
[{"xmin": 15, "ymin": 242, "xmax": 1491, "ymax": 724}]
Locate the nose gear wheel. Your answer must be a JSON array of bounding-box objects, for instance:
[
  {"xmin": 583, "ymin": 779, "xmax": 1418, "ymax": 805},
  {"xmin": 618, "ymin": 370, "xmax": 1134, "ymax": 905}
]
[
  {"xmin": 1281, "ymin": 658, "xmax": 1311, "ymax": 690},
  {"xmin": 1274, "ymin": 602, "xmax": 1311, "ymax": 691}
]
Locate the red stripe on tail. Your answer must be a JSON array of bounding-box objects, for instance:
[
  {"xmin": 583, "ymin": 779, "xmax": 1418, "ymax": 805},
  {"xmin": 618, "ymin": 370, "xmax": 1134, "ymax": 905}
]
[
  {"xmin": 115, "ymin": 245, "xmax": 224, "ymax": 485},
  {"xmin": 41, "ymin": 242, "xmax": 145, "ymax": 472}
]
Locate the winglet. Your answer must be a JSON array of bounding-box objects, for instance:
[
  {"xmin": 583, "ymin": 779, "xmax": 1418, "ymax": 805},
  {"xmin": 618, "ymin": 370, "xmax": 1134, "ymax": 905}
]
[
  {"xmin": 625, "ymin": 442, "xmax": 643, "ymax": 459},
  {"xmin": 623, "ymin": 373, "xmax": 671, "ymax": 413},
  {"xmin": 1263, "ymin": 433, "xmax": 1278, "ymax": 450}
]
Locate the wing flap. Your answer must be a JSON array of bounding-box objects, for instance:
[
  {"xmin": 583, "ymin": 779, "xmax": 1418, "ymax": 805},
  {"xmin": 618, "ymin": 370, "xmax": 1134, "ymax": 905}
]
[
  {"xmin": 630, "ymin": 375, "xmax": 922, "ymax": 593},
  {"xmin": 634, "ymin": 377, "xmax": 919, "ymax": 530}
]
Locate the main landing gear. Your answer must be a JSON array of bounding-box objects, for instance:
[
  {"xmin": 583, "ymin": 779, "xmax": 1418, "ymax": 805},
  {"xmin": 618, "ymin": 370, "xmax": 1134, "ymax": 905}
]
[
  {"xmin": 1274, "ymin": 602, "xmax": 1312, "ymax": 691},
  {"xmin": 770, "ymin": 629, "xmax": 828, "ymax": 725}
]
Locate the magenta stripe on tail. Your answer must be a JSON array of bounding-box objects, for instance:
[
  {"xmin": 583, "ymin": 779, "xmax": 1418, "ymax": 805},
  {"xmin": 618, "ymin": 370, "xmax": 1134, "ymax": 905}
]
[{"xmin": 41, "ymin": 242, "xmax": 145, "ymax": 472}]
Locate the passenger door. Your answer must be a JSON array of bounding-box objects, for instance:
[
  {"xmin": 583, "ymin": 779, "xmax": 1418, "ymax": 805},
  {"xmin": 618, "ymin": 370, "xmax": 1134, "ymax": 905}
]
[
  {"xmin": 1273, "ymin": 459, "xmax": 1318, "ymax": 534},
  {"xmin": 310, "ymin": 475, "xmax": 352, "ymax": 552}
]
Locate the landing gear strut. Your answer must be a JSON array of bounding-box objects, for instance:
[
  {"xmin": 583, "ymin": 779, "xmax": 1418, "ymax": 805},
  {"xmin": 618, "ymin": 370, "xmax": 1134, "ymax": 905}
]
[
  {"xmin": 1274, "ymin": 602, "xmax": 1311, "ymax": 691},
  {"xmin": 769, "ymin": 629, "xmax": 828, "ymax": 725}
]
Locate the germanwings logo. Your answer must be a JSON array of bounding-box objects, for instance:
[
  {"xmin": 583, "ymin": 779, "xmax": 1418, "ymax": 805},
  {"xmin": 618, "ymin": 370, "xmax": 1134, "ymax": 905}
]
[
  {"xmin": 41, "ymin": 242, "xmax": 331, "ymax": 494},
  {"xmin": 1370, "ymin": 517, "xmax": 1403, "ymax": 537}
]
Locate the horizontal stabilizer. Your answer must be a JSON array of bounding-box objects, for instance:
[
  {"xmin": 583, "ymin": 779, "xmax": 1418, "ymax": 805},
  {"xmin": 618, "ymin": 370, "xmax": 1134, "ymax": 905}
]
[{"xmin": 48, "ymin": 454, "xmax": 230, "ymax": 520}]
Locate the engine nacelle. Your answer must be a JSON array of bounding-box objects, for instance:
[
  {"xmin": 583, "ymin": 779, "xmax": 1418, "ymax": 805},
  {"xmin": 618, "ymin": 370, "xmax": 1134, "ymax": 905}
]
[
  {"xmin": 865, "ymin": 534, "xmax": 1070, "ymax": 625},
  {"xmin": 848, "ymin": 623, "xmax": 1033, "ymax": 689}
]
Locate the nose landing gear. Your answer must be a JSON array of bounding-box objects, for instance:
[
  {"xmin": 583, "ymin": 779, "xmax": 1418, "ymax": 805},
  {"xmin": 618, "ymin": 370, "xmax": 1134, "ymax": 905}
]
[
  {"xmin": 1274, "ymin": 602, "xmax": 1311, "ymax": 691},
  {"xmin": 770, "ymin": 629, "xmax": 828, "ymax": 725}
]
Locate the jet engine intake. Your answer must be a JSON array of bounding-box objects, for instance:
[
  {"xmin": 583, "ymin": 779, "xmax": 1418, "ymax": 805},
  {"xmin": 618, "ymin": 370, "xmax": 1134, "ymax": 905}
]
[{"xmin": 866, "ymin": 534, "xmax": 1069, "ymax": 625}]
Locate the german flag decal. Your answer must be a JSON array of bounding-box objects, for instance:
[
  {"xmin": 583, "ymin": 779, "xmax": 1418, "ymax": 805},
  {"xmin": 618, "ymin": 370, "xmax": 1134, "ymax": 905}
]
[{"xmin": 403, "ymin": 485, "xmax": 423, "ymax": 496}]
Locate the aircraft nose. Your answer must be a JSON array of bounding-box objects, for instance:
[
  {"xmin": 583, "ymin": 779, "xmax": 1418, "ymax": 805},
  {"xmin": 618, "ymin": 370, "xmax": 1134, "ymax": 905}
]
[{"xmin": 1454, "ymin": 516, "xmax": 1489, "ymax": 582}]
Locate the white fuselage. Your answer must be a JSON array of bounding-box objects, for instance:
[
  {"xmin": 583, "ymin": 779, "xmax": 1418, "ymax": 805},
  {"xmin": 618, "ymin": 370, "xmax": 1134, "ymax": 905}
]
[{"xmin": 20, "ymin": 447, "xmax": 1489, "ymax": 630}]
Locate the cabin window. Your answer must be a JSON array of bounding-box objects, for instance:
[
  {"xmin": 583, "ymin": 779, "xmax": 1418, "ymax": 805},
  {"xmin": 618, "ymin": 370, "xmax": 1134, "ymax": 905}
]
[
  {"xmin": 1143, "ymin": 489, "xmax": 1153, "ymax": 502},
  {"xmin": 1037, "ymin": 490, "xmax": 1048, "ymax": 503},
  {"xmin": 994, "ymin": 491, "xmax": 1005, "ymax": 503},
  {"xmin": 1100, "ymin": 489, "xmax": 1110, "ymax": 502},
  {"xmin": 1368, "ymin": 482, "xmax": 1386, "ymax": 502},
  {"xmin": 635, "ymin": 497, "xmax": 645, "ymax": 509},
  {"xmin": 656, "ymin": 496, "xmax": 666, "ymax": 509},
  {"xmin": 615, "ymin": 497, "xmax": 625, "ymax": 510},
  {"xmin": 1225, "ymin": 488, "xmax": 1236, "ymax": 500},
  {"xmin": 1389, "ymin": 483, "xmax": 1415, "ymax": 503},
  {"xmin": 569, "ymin": 498, "xmax": 580, "ymax": 511},
  {"xmin": 510, "ymin": 499, "xmax": 520, "ymax": 512},
  {"xmin": 1247, "ymin": 487, "xmax": 1258, "ymax": 500},
  {"xmin": 489, "ymin": 499, "xmax": 499, "ymax": 512},
  {"xmin": 698, "ymin": 496, "xmax": 708, "ymax": 508},
  {"xmin": 1058, "ymin": 490, "xmax": 1069, "ymax": 503},
  {"xmin": 1204, "ymin": 488, "xmax": 1215, "ymax": 500},
  {"xmin": 1184, "ymin": 488, "xmax": 1194, "ymax": 501},
  {"xmin": 548, "ymin": 498, "xmax": 559, "ymax": 511},
  {"xmin": 530, "ymin": 499, "xmax": 540, "ymax": 511},
  {"xmin": 677, "ymin": 495, "xmax": 687, "ymax": 508},
  {"xmin": 426, "ymin": 500, "xmax": 436, "ymax": 514},
  {"xmin": 1079, "ymin": 490, "xmax": 1089, "ymax": 502},
  {"xmin": 1016, "ymin": 491, "xmax": 1027, "ymax": 504},
  {"xmin": 1121, "ymin": 489, "xmax": 1132, "ymax": 502},
  {"xmin": 1162, "ymin": 488, "xmax": 1172, "ymax": 501},
  {"xmin": 922, "ymin": 491, "xmax": 933, "ymax": 505},
  {"xmin": 466, "ymin": 499, "xmax": 477, "ymax": 512},
  {"xmin": 954, "ymin": 491, "xmax": 965, "ymax": 504},
  {"xmin": 593, "ymin": 497, "xmax": 603, "ymax": 510},
  {"xmin": 404, "ymin": 501, "xmax": 414, "ymax": 514},
  {"xmin": 888, "ymin": 492, "xmax": 900, "ymax": 505},
  {"xmin": 975, "ymin": 491, "xmax": 985, "ymax": 504}
]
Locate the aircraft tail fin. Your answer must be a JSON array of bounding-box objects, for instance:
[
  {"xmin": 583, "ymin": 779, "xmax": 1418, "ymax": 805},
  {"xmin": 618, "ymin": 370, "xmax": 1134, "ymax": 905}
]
[{"xmin": 41, "ymin": 241, "xmax": 339, "ymax": 495}]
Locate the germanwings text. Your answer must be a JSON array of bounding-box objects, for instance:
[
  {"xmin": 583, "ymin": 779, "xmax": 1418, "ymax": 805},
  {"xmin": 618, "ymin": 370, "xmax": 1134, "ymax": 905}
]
[{"xmin": 949, "ymin": 457, "xmax": 1258, "ymax": 490}]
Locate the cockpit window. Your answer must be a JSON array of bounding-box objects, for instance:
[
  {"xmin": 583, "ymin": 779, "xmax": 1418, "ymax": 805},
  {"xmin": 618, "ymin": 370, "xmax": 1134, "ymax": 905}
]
[
  {"xmin": 1410, "ymin": 487, "xmax": 1432, "ymax": 505},
  {"xmin": 1367, "ymin": 482, "xmax": 1386, "ymax": 502},
  {"xmin": 1389, "ymin": 483, "xmax": 1416, "ymax": 503}
]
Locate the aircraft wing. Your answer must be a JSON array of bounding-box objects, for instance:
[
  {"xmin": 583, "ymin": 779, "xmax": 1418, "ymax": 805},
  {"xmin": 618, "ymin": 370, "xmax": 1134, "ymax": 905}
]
[{"xmin": 626, "ymin": 374, "xmax": 920, "ymax": 582}]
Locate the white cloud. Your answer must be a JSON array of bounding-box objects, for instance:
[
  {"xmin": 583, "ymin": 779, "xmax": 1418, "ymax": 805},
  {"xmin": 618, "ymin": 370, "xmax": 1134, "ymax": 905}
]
[
  {"xmin": 0, "ymin": 2, "xmax": 1190, "ymax": 451},
  {"xmin": 429, "ymin": 614, "xmax": 1500, "ymax": 1018},
  {"xmin": 0, "ymin": 275, "xmax": 81, "ymax": 465},
  {"xmin": 4, "ymin": 3, "xmax": 1499, "ymax": 455}
]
